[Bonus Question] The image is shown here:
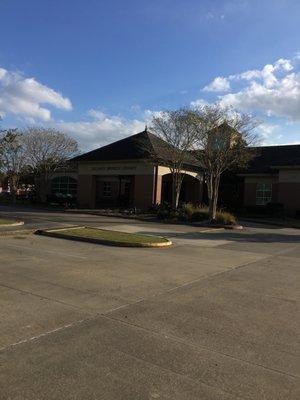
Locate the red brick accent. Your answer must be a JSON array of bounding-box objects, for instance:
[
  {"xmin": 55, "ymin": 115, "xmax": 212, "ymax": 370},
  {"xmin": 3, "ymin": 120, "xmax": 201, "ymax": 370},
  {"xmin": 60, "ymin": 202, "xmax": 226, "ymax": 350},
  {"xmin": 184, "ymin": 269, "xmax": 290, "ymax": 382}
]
[
  {"xmin": 244, "ymin": 183, "xmax": 257, "ymax": 206},
  {"xmin": 278, "ymin": 182, "xmax": 300, "ymax": 213},
  {"xmin": 77, "ymin": 175, "xmax": 96, "ymax": 208},
  {"xmin": 134, "ymin": 175, "xmax": 154, "ymax": 210}
]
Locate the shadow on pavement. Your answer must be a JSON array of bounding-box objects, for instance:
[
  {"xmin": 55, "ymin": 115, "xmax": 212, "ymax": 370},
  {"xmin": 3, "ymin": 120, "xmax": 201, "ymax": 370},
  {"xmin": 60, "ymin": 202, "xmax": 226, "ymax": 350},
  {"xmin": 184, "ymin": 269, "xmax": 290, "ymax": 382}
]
[{"xmin": 137, "ymin": 230, "xmax": 300, "ymax": 244}]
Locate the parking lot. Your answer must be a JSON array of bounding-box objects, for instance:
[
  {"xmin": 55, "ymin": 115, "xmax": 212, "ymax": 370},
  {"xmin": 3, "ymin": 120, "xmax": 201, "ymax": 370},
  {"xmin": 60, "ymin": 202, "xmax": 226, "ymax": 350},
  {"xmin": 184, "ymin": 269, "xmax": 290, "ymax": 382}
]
[{"xmin": 0, "ymin": 209, "xmax": 299, "ymax": 399}]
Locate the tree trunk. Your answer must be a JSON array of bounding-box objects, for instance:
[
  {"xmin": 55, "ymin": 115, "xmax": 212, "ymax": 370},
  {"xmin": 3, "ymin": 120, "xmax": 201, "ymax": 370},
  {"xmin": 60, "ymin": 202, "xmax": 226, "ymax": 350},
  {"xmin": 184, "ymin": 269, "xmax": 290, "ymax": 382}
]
[
  {"xmin": 207, "ymin": 173, "xmax": 220, "ymax": 221},
  {"xmin": 172, "ymin": 173, "xmax": 183, "ymax": 209},
  {"xmin": 9, "ymin": 176, "xmax": 18, "ymax": 204}
]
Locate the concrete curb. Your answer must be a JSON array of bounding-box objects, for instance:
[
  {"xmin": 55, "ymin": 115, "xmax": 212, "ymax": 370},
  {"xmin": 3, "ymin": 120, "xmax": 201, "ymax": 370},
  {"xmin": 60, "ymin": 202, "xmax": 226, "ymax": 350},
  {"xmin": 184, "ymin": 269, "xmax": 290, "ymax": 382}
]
[
  {"xmin": 193, "ymin": 223, "xmax": 243, "ymax": 230},
  {"xmin": 0, "ymin": 221, "xmax": 24, "ymax": 228},
  {"xmin": 35, "ymin": 226, "xmax": 172, "ymax": 248}
]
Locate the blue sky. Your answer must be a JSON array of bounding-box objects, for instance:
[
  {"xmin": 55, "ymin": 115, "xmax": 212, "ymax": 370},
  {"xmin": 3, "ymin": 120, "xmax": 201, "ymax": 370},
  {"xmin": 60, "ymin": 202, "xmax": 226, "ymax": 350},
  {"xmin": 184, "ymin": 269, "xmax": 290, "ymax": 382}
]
[{"xmin": 0, "ymin": 0, "xmax": 300, "ymax": 150}]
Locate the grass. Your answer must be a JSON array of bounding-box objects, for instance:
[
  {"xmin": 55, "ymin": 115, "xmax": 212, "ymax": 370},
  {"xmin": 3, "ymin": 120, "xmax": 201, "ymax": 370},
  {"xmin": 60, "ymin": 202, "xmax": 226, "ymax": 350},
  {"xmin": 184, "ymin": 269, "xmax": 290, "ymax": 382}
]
[
  {"xmin": 51, "ymin": 227, "xmax": 170, "ymax": 245},
  {"xmin": 0, "ymin": 218, "xmax": 16, "ymax": 225}
]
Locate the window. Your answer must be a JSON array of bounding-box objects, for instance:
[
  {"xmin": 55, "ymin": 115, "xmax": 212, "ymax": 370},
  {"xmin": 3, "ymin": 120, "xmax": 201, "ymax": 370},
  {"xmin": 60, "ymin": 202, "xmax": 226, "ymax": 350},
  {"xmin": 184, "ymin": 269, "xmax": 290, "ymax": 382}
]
[
  {"xmin": 256, "ymin": 183, "xmax": 272, "ymax": 205},
  {"xmin": 103, "ymin": 182, "xmax": 112, "ymax": 197},
  {"xmin": 51, "ymin": 176, "xmax": 77, "ymax": 196}
]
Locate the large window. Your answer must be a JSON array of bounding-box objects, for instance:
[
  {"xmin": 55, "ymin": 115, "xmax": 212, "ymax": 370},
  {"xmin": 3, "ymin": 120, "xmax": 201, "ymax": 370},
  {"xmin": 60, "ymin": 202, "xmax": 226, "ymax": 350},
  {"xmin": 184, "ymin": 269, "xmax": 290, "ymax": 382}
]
[
  {"xmin": 256, "ymin": 183, "xmax": 272, "ymax": 205},
  {"xmin": 51, "ymin": 176, "xmax": 77, "ymax": 196}
]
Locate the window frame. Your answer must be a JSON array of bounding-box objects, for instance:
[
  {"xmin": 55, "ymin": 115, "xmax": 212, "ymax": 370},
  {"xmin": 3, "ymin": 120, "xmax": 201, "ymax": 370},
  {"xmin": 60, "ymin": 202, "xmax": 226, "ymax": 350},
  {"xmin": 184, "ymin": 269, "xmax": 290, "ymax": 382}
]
[
  {"xmin": 256, "ymin": 183, "xmax": 272, "ymax": 205},
  {"xmin": 51, "ymin": 176, "xmax": 77, "ymax": 197}
]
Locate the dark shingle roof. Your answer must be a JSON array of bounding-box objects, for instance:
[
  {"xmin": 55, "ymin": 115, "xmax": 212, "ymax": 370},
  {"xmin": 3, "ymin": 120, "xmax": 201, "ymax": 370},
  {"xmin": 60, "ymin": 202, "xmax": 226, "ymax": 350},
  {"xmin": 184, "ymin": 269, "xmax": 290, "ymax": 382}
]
[
  {"xmin": 72, "ymin": 130, "xmax": 201, "ymax": 169},
  {"xmin": 245, "ymin": 144, "xmax": 300, "ymax": 173}
]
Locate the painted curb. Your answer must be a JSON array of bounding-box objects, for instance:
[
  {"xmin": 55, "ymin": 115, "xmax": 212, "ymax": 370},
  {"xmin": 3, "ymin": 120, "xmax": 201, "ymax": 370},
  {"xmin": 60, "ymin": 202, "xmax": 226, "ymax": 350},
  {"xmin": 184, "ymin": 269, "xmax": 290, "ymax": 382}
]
[
  {"xmin": 35, "ymin": 226, "xmax": 172, "ymax": 248},
  {"xmin": 0, "ymin": 221, "xmax": 24, "ymax": 228}
]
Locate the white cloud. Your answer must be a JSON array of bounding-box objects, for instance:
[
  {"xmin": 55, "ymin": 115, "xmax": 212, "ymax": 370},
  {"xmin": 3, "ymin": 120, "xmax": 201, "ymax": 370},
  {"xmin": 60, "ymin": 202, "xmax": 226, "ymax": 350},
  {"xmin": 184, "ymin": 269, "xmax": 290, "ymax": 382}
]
[
  {"xmin": 190, "ymin": 98, "xmax": 209, "ymax": 109},
  {"xmin": 203, "ymin": 76, "xmax": 230, "ymax": 92},
  {"xmin": 56, "ymin": 110, "xmax": 147, "ymax": 151},
  {"xmin": 220, "ymin": 72, "xmax": 300, "ymax": 119},
  {"xmin": 256, "ymin": 123, "xmax": 281, "ymax": 145},
  {"xmin": 199, "ymin": 56, "xmax": 300, "ymax": 120},
  {"xmin": 0, "ymin": 67, "xmax": 72, "ymax": 121}
]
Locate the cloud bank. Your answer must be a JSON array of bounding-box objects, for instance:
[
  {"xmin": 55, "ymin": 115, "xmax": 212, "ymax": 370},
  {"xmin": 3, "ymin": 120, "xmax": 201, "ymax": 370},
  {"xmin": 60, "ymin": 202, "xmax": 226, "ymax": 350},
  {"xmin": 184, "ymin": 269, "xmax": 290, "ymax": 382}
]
[
  {"xmin": 0, "ymin": 67, "xmax": 72, "ymax": 121},
  {"xmin": 201, "ymin": 57, "xmax": 300, "ymax": 120}
]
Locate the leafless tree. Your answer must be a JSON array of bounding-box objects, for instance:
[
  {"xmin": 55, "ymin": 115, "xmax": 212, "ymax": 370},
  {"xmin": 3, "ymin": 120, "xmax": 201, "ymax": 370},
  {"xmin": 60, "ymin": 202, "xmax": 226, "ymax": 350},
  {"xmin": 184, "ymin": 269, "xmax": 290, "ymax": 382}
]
[
  {"xmin": 0, "ymin": 129, "xmax": 27, "ymax": 203},
  {"xmin": 190, "ymin": 104, "xmax": 259, "ymax": 221},
  {"xmin": 149, "ymin": 109, "xmax": 198, "ymax": 208},
  {"xmin": 22, "ymin": 127, "xmax": 78, "ymax": 202}
]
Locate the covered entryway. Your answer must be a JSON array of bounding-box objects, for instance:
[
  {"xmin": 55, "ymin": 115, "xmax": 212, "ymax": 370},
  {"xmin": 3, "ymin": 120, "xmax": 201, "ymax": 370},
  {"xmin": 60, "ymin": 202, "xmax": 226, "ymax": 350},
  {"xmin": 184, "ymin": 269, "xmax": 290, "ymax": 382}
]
[{"xmin": 161, "ymin": 173, "xmax": 202, "ymax": 205}]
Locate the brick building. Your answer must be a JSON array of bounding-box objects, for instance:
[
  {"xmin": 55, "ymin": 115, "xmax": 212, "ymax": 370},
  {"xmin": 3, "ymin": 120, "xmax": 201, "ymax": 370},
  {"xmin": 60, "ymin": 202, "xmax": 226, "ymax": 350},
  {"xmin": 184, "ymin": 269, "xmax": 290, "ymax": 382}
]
[
  {"xmin": 47, "ymin": 131, "xmax": 300, "ymax": 216},
  {"xmin": 71, "ymin": 130, "xmax": 202, "ymax": 210}
]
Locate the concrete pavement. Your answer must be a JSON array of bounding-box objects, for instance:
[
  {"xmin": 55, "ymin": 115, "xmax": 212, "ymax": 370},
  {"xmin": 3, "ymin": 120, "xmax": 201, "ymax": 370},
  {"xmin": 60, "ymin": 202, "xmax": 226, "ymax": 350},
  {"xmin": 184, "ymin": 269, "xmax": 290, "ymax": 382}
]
[{"xmin": 0, "ymin": 208, "xmax": 299, "ymax": 399}]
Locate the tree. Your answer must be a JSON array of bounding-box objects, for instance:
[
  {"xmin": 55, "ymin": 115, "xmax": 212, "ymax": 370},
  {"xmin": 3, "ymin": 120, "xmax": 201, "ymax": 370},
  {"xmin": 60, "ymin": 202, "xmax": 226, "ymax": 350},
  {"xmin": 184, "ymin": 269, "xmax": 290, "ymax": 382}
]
[
  {"xmin": 150, "ymin": 109, "xmax": 198, "ymax": 209},
  {"xmin": 22, "ymin": 127, "xmax": 78, "ymax": 202},
  {"xmin": 190, "ymin": 104, "xmax": 259, "ymax": 221},
  {"xmin": 0, "ymin": 129, "xmax": 27, "ymax": 203}
]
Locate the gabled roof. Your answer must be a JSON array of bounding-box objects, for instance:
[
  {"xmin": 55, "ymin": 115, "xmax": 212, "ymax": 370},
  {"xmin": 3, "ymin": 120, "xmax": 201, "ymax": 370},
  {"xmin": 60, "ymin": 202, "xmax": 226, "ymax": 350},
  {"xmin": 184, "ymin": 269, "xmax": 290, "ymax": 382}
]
[
  {"xmin": 245, "ymin": 144, "xmax": 300, "ymax": 173},
  {"xmin": 72, "ymin": 130, "xmax": 201, "ymax": 169}
]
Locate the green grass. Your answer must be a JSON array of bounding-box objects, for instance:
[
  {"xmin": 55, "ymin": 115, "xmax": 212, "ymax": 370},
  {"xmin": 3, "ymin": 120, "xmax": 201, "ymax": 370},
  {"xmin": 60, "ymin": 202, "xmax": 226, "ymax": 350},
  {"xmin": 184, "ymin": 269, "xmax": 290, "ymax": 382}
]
[
  {"xmin": 0, "ymin": 218, "xmax": 16, "ymax": 225},
  {"xmin": 55, "ymin": 227, "xmax": 169, "ymax": 245}
]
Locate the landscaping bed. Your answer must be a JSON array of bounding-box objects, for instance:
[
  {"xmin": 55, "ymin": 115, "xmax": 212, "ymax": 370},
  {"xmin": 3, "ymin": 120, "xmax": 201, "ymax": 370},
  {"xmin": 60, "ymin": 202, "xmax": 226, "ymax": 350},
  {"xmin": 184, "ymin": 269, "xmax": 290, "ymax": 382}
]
[{"xmin": 35, "ymin": 226, "xmax": 172, "ymax": 247}]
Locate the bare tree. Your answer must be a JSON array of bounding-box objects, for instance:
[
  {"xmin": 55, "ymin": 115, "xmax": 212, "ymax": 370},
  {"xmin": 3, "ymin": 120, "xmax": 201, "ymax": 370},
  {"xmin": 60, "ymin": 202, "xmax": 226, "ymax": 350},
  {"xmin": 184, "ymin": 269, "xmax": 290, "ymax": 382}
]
[
  {"xmin": 0, "ymin": 129, "xmax": 27, "ymax": 203},
  {"xmin": 190, "ymin": 104, "xmax": 259, "ymax": 221},
  {"xmin": 22, "ymin": 127, "xmax": 78, "ymax": 203},
  {"xmin": 150, "ymin": 109, "xmax": 198, "ymax": 209}
]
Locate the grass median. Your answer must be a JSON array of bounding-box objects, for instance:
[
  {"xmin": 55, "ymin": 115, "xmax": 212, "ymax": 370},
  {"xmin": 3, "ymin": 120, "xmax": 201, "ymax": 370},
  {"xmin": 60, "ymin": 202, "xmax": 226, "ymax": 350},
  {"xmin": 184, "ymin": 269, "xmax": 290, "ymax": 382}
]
[
  {"xmin": 0, "ymin": 218, "xmax": 20, "ymax": 226},
  {"xmin": 36, "ymin": 227, "xmax": 172, "ymax": 247}
]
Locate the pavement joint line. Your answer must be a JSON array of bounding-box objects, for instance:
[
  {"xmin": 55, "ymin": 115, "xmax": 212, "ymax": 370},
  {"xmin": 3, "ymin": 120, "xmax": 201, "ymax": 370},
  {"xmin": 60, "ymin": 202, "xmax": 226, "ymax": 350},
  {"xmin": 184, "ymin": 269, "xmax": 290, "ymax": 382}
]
[
  {"xmin": 0, "ymin": 242, "xmax": 88, "ymax": 259},
  {"xmin": 100, "ymin": 313, "xmax": 300, "ymax": 380},
  {"xmin": 1, "ymin": 302, "xmax": 298, "ymax": 382},
  {"xmin": 88, "ymin": 330, "xmax": 244, "ymax": 400},
  {"xmin": 0, "ymin": 283, "xmax": 96, "ymax": 314},
  {"xmin": 0, "ymin": 269, "xmax": 107, "ymax": 297},
  {"xmin": 0, "ymin": 315, "xmax": 99, "ymax": 353}
]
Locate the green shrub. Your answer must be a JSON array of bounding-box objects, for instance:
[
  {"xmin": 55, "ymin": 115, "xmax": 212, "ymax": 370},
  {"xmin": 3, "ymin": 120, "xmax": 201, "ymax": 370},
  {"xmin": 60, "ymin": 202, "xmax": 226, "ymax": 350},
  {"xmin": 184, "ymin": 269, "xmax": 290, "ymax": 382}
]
[
  {"xmin": 156, "ymin": 202, "xmax": 173, "ymax": 220},
  {"xmin": 190, "ymin": 208, "xmax": 209, "ymax": 222},
  {"xmin": 155, "ymin": 201, "xmax": 236, "ymax": 225},
  {"xmin": 182, "ymin": 202, "xmax": 196, "ymax": 218},
  {"xmin": 215, "ymin": 210, "xmax": 236, "ymax": 225}
]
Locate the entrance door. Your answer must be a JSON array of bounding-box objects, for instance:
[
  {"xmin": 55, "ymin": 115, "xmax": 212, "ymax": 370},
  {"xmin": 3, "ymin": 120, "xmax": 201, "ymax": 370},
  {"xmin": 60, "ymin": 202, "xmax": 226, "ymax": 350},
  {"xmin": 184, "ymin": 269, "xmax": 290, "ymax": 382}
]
[{"xmin": 118, "ymin": 177, "xmax": 132, "ymax": 207}]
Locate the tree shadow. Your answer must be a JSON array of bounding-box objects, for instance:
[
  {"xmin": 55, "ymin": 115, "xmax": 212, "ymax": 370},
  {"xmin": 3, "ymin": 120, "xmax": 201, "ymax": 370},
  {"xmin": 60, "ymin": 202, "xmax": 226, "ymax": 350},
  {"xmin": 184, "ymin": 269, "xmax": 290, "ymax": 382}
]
[{"xmin": 137, "ymin": 230, "xmax": 300, "ymax": 244}]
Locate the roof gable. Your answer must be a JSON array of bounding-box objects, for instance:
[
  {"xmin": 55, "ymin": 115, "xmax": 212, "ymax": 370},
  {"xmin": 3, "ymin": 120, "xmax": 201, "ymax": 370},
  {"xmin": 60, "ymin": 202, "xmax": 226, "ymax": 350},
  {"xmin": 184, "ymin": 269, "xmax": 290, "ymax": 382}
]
[{"xmin": 72, "ymin": 130, "xmax": 200, "ymax": 169}]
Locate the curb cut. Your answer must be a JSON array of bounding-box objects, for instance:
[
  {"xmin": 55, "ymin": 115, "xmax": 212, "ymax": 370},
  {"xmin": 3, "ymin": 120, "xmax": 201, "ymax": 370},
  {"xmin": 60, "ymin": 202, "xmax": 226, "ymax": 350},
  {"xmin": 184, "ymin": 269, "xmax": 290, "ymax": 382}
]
[{"xmin": 35, "ymin": 226, "xmax": 172, "ymax": 248}]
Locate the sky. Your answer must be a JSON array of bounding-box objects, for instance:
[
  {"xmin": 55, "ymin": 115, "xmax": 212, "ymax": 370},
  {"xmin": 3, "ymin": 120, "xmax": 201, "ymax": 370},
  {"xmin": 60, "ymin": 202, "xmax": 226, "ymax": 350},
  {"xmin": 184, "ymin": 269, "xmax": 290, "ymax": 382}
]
[{"xmin": 0, "ymin": 0, "xmax": 300, "ymax": 151}]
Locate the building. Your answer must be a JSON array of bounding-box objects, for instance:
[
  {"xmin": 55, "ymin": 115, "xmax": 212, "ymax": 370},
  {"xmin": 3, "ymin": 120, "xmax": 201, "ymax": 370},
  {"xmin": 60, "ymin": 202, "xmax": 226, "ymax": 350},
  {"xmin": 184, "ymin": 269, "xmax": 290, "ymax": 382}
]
[
  {"xmin": 239, "ymin": 144, "xmax": 300, "ymax": 215},
  {"xmin": 47, "ymin": 131, "xmax": 300, "ymax": 216},
  {"xmin": 71, "ymin": 130, "xmax": 203, "ymax": 210}
]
